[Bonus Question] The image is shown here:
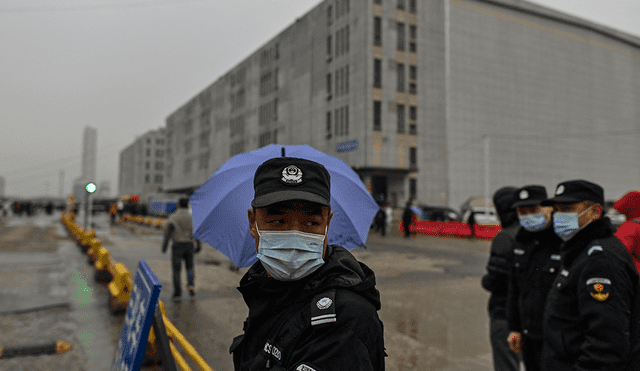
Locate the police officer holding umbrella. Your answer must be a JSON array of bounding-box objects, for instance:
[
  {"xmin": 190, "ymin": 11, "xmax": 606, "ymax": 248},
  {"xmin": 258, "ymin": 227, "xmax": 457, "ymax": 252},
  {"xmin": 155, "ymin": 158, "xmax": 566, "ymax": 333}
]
[
  {"xmin": 541, "ymin": 180, "xmax": 640, "ymax": 371},
  {"xmin": 506, "ymin": 185, "xmax": 561, "ymax": 370}
]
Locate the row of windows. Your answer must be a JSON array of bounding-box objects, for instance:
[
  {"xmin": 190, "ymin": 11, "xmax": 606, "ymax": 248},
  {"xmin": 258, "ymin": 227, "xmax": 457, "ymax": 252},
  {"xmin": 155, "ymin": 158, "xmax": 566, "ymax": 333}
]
[
  {"xmin": 259, "ymin": 130, "xmax": 278, "ymax": 148},
  {"xmin": 230, "ymin": 140, "xmax": 245, "ymax": 157},
  {"xmin": 201, "ymin": 111, "xmax": 211, "ymax": 128},
  {"xmin": 373, "ymin": 17, "xmax": 417, "ymax": 52},
  {"xmin": 231, "ymin": 88, "xmax": 246, "ymax": 112},
  {"xmin": 259, "ymin": 99, "xmax": 278, "ymax": 126},
  {"xmin": 229, "ymin": 67, "xmax": 246, "ymax": 88},
  {"xmin": 230, "ymin": 115, "xmax": 245, "ymax": 137},
  {"xmin": 184, "ymin": 138, "xmax": 193, "ymax": 154},
  {"xmin": 145, "ymin": 149, "xmax": 164, "ymax": 157},
  {"xmin": 326, "ymin": 106, "xmax": 350, "ymax": 139},
  {"xmin": 373, "ymin": 0, "xmax": 417, "ymax": 13},
  {"xmin": 373, "ymin": 101, "xmax": 418, "ymax": 134},
  {"xmin": 182, "ymin": 152, "xmax": 211, "ymax": 174},
  {"xmin": 374, "ymin": 59, "xmax": 418, "ymax": 92},
  {"xmin": 145, "ymin": 161, "xmax": 164, "ymax": 170},
  {"xmin": 327, "ymin": 0, "xmax": 350, "ymax": 26},
  {"xmin": 146, "ymin": 137, "xmax": 165, "ymax": 145},
  {"xmin": 200, "ymin": 130, "xmax": 211, "ymax": 148},
  {"xmin": 260, "ymin": 43, "xmax": 279, "ymax": 67},
  {"xmin": 260, "ymin": 69, "xmax": 279, "ymax": 96}
]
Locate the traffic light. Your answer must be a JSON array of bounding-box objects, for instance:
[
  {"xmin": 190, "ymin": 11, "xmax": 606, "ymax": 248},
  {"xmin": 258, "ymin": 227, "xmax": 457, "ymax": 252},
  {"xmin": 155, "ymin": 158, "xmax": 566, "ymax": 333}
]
[{"xmin": 85, "ymin": 182, "xmax": 97, "ymax": 194}]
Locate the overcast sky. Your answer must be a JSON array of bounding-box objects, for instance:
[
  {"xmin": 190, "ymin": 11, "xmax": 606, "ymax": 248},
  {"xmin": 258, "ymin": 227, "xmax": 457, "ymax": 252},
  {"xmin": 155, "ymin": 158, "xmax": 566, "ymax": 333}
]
[{"xmin": 1, "ymin": 0, "xmax": 639, "ymax": 199}]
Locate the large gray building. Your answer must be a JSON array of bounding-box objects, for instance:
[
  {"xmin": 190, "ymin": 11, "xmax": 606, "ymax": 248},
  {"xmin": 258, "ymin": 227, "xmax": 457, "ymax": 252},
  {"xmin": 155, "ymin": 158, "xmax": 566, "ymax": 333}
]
[
  {"xmin": 163, "ymin": 0, "xmax": 640, "ymax": 209},
  {"xmin": 118, "ymin": 128, "xmax": 166, "ymax": 198}
]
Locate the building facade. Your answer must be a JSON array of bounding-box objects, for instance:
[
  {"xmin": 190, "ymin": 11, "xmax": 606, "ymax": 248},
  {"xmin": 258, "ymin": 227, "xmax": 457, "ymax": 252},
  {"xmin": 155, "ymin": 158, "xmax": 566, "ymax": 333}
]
[
  {"xmin": 163, "ymin": 0, "xmax": 640, "ymax": 209},
  {"xmin": 118, "ymin": 128, "xmax": 166, "ymax": 198}
]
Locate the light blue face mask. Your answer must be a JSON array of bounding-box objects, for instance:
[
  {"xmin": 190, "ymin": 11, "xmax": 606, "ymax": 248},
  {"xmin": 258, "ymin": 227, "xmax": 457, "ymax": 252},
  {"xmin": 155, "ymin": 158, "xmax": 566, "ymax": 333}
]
[
  {"xmin": 518, "ymin": 212, "xmax": 551, "ymax": 232},
  {"xmin": 553, "ymin": 206, "xmax": 593, "ymax": 242},
  {"xmin": 256, "ymin": 223, "xmax": 327, "ymax": 281}
]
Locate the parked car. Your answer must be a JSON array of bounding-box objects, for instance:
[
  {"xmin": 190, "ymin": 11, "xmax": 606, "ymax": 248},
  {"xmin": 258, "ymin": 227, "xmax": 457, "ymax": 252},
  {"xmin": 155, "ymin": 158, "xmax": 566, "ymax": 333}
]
[
  {"xmin": 605, "ymin": 207, "xmax": 626, "ymax": 229},
  {"xmin": 462, "ymin": 206, "xmax": 499, "ymax": 225},
  {"xmin": 418, "ymin": 205, "xmax": 461, "ymax": 222}
]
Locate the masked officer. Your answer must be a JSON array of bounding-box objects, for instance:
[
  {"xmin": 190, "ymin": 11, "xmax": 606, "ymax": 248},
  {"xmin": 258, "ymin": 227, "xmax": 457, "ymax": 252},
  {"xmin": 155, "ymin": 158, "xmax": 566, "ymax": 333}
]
[
  {"xmin": 506, "ymin": 185, "xmax": 561, "ymax": 371},
  {"xmin": 162, "ymin": 197, "xmax": 201, "ymax": 302},
  {"xmin": 482, "ymin": 186, "xmax": 521, "ymax": 371},
  {"xmin": 230, "ymin": 157, "xmax": 386, "ymax": 371},
  {"xmin": 541, "ymin": 180, "xmax": 640, "ymax": 371}
]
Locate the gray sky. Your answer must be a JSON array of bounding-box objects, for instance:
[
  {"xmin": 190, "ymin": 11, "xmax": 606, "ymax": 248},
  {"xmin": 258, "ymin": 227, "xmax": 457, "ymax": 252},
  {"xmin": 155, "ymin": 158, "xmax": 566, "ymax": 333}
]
[{"xmin": 1, "ymin": 0, "xmax": 639, "ymax": 198}]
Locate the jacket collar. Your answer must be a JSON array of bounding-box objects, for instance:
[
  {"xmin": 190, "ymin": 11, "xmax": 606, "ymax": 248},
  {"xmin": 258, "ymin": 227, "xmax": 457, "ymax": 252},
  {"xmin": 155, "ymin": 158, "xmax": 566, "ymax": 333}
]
[{"xmin": 560, "ymin": 218, "xmax": 614, "ymax": 266}]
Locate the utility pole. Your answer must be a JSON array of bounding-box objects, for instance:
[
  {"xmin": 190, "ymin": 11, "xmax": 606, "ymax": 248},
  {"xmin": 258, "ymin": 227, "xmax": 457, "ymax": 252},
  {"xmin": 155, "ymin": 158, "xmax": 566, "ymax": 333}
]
[
  {"xmin": 484, "ymin": 135, "xmax": 490, "ymax": 210},
  {"xmin": 59, "ymin": 170, "xmax": 65, "ymax": 198}
]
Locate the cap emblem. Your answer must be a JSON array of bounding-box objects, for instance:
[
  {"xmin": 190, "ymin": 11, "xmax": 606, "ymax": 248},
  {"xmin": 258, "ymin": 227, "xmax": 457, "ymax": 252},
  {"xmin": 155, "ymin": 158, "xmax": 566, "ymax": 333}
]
[
  {"xmin": 556, "ymin": 185, "xmax": 565, "ymax": 195},
  {"xmin": 281, "ymin": 165, "xmax": 303, "ymax": 184},
  {"xmin": 520, "ymin": 190, "xmax": 529, "ymax": 199}
]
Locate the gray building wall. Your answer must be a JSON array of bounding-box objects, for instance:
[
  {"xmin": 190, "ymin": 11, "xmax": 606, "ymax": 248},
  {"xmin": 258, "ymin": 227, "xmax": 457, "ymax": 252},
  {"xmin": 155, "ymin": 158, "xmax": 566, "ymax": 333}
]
[
  {"xmin": 446, "ymin": 0, "xmax": 640, "ymax": 209},
  {"xmin": 118, "ymin": 128, "xmax": 165, "ymax": 197}
]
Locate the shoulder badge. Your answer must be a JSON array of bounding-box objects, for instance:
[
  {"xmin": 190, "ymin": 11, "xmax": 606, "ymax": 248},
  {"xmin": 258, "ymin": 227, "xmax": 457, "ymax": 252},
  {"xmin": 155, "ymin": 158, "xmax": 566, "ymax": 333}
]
[
  {"xmin": 586, "ymin": 278, "xmax": 611, "ymax": 302},
  {"xmin": 556, "ymin": 185, "xmax": 565, "ymax": 195},
  {"xmin": 514, "ymin": 248, "xmax": 525, "ymax": 255},
  {"xmin": 281, "ymin": 165, "xmax": 303, "ymax": 184},
  {"xmin": 550, "ymin": 254, "xmax": 561, "ymax": 261},
  {"xmin": 588, "ymin": 245, "xmax": 603, "ymax": 256},
  {"xmin": 520, "ymin": 190, "xmax": 529, "ymax": 199},
  {"xmin": 311, "ymin": 290, "xmax": 336, "ymax": 327},
  {"xmin": 297, "ymin": 365, "xmax": 317, "ymax": 371},
  {"xmin": 316, "ymin": 297, "xmax": 332, "ymax": 310}
]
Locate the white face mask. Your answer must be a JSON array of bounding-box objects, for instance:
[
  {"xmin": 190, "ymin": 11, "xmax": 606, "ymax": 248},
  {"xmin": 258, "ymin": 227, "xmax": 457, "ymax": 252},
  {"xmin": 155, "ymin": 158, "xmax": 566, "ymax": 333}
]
[{"xmin": 255, "ymin": 223, "xmax": 327, "ymax": 281}]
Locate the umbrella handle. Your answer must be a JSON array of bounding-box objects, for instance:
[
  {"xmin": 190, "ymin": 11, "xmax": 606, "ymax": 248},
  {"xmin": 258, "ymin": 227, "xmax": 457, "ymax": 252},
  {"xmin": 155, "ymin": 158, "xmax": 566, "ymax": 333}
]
[{"xmin": 281, "ymin": 147, "xmax": 285, "ymax": 157}]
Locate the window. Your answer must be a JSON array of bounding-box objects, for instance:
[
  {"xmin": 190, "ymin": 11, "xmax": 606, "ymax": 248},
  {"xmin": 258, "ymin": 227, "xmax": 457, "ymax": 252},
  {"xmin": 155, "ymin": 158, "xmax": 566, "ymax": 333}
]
[
  {"xmin": 184, "ymin": 158, "xmax": 192, "ymax": 174},
  {"xmin": 201, "ymin": 111, "xmax": 210, "ymax": 127},
  {"xmin": 155, "ymin": 162, "xmax": 163, "ymax": 170},
  {"xmin": 146, "ymin": 138, "xmax": 151, "ymax": 144},
  {"xmin": 397, "ymin": 104, "xmax": 405, "ymax": 133},
  {"xmin": 409, "ymin": 82, "xmax": 417, "ymax": 94},
  {"xmin": 145, "ymin": 161, "xmax": 150, "ymax": 170},
  {"xmin": 145, "ymin": 174, "xmax": 150, "ymax": 183},
  {"xmin": 410, "ymin": 42, "xmax": 416, "ymax": 53},
  {"xmin": 397, "ymin": 22, "xmax": 405, "ymax": 51},
  {"xmin": 374, "ymin": 17, "xmax": 382, "ymax": 46},
  {"xmin": 275, "ymin": 42, "xmax": 279, "ymax": 59},
  {"xmin": 410, "ymin": 65, "xmax": 417, "ymax": 80},
  {"xmin": 274, "ymin": 69, "xmax": 279, "ymax": 91},
  {"xmin": 374, "ymin": 0, "xmax": 381, "ymax": 4},
  {"xmin": 155, "ymin": 174, "xmax": 163, "ymax": 183},
  {"xmin": 184, "ymin": 139, "xmax": 193, "ymax": 154},
  {"xmin": 397, "ymin": 0, "xmax": 405, "ymax": 10},
  {"xmin": 410, "ymin": 148, "xmax": 417, "ymax": 168},
  {"xmin": 373, "ymin": 101, "xmax": 382, "ymax": 131},
  {"xmin": 397, "ymin": 63, "xmax": 405, "ymax": 92},
  {"xmin": 345, "ymin": 65, "xmax": 349, "ymax": 94},
  {"xmin": 326, "ymin": 111, "xmax": 332, "ymax": 139},
  {"xmin": 184, "ymin": 120, "xmax": 193, "ymax": 134},
  {"xmin": 346, "ymin": 26, "xmax": 350, "ymax": 53},
  {"xmin": 327, "ymin": 35, "xmax": 332, "ymax": 58},
  {"xmin": 327, "ymin": 5, "xmax": 332, "ymax": 26},
  {"xmin": 409, "ymin": 178, "xmax": 417, "ymax": 198},
  {"xmin": 156, "ymin": 149, "xmax": 164, "ymax": 157},
  {"xmin": 200, "ymin": 130, "xmax": 210, "ymax": 148},
  {"xmin": 409, "ymin": 0, "xmax": 417, "ymax": 13},
  {"xmin": 335, "ymin": 70, "xmax": 340, "ymax": 96},
  {"xmin": 327, "ymin": 73, "xmax": 332, "ymax": 99},
  {"xmin": 156, "ymin": 138, "xmax": 164, "ymax": 145},
  {"xmin": 199, "ymin": 152, "xmax": 209, "ymax": 170},
  {"xmin": 374, "ymin": 59, "xmax": 382, "ymax": 88},
  {"xmin": 410, "ymin": 25, "xmax": 417, "ymax": 40},
  {"xmin": 345, "ymin": 106, "xmax": 349, "ymax": 135},
  {"xmin": 273, "ymin": 98, "xmax": 278, "ymax": 122},
  {"xmin": 146, "ymin": 148, "xmax": 151, "ymax": 157},
  {"xmin": 334, "ymin": 108, "xmax": 339, "ymax": 136},
  {"xmin": 410, "ymin": 106, "xmax": 417, "ymax": 121}
]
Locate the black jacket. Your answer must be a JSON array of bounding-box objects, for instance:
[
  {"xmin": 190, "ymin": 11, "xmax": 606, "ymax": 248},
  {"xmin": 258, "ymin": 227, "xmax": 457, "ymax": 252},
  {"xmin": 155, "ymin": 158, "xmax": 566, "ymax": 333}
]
[
  {"xmin": 506, "ymin": 226, "xmax": 562, "ymax": 339},
  {"xmin": 482, "ymin": 223, "xmax": 520, "ymax": 319},
  {"xmin": 230, "ymin": 245, "xmax": 385, "ymax": 371},
  {"xmin": 542, "ymin": 218, "xmax": 640, "ymax": 371}
]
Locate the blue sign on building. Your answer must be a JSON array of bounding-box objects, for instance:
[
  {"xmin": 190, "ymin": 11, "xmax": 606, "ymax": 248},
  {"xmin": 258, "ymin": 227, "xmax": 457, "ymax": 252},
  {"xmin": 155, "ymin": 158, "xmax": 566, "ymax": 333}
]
[
  {"xmin": 337, "ymin": 140, "xmax": 358, "ymax": 153},
  {"xmin": 112, "ymin": 260, "xmax": 162, "ymax": 371}
]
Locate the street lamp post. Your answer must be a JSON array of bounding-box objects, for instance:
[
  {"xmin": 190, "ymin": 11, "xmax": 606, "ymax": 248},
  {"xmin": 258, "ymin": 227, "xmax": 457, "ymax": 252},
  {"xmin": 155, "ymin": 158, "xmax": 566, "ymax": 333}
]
[{"xmin": 85, "ymin": 182, "xmax": 96, "ymax": 230}]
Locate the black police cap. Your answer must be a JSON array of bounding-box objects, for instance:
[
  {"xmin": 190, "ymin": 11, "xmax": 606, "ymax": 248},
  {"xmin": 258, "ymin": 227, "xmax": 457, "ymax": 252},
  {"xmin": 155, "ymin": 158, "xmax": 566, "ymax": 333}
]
[
  {"xmin": 513, "ymin": 185, "xmax": 548, "ymax": 208},
  {"xmin": 251, "ymin": 157, "xmax": 331, "ymax": 208},
  {"xmin": 540, "ymin": 180, "xmax": 604, "ymax": 206}
]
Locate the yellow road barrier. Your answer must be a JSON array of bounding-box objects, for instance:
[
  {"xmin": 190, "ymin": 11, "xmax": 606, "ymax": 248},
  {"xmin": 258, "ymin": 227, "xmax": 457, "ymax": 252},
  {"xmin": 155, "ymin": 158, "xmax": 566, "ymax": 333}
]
[
  {"xmin": 108, "ymin": 263, "xmax": 132, "ymax": 313},
  {"xmin": 87, "ymin": 238, "xmax": 102, "ymax": 263}
]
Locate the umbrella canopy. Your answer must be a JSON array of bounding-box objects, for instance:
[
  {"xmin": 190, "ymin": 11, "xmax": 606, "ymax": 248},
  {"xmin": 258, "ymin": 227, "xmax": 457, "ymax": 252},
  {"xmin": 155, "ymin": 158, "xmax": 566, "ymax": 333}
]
[{"xmin": 190, "ymin": 144, "xmax": 379, "ymax": 268}]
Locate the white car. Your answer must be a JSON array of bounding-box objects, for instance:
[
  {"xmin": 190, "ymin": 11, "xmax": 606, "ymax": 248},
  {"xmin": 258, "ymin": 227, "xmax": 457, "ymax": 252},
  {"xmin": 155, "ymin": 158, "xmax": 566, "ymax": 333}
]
[{"xmin": 463, "ymin": 207, "xmax": 499, "ymax": 225}]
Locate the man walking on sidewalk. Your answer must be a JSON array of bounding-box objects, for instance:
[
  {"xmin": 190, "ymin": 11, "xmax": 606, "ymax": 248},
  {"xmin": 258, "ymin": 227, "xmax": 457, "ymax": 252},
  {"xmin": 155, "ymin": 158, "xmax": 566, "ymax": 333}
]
[{"xmin": 162, "ymin": 197, "xmax": 201, "ymax": 302}]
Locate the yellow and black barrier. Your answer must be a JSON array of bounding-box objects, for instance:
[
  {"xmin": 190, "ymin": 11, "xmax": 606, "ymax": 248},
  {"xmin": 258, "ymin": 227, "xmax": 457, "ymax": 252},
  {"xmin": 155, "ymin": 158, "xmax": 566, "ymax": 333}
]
[{"xmin": 59, "ymin": 212, "xmax": 215, "ymax": 370}]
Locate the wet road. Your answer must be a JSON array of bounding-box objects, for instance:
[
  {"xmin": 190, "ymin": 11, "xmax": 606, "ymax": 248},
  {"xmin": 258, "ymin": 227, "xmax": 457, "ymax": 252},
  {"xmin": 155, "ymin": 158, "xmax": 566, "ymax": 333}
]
[{"xmin": 2, "ymin": 213, "xmax": 496, "ymax": 371}]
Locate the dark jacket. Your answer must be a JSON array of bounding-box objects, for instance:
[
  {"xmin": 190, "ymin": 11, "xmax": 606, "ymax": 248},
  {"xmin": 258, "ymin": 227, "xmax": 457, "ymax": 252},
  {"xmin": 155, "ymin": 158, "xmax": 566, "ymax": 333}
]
[
  {"xmin": 507, "ymin": 227, "xmax": 562, "ymax": 339},
  {"xmin": 230, "ymin": 244, "xmax": 385, "ymax": 371},
  {"xmin": 542, "ymin": 218, "xmax": 640, "ymax": 371}
]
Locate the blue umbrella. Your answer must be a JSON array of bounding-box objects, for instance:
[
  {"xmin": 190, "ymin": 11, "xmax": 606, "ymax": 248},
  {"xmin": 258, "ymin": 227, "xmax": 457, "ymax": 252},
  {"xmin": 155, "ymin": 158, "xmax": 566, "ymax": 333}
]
[{"xmin": 190, "ymin": 144, "xmax": 380, "ymax": 268}]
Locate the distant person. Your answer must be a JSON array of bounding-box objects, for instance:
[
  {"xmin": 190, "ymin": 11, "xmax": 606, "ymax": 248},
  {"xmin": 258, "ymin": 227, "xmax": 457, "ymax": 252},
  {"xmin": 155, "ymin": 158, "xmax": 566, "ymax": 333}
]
[
  {"xmin": 468, "ymin": 209, "xmax": 477, "ymax": 240},
  {"xmin": 109, "ymin": 202, "xmax": 118, "ymax": 225},
  {"xmin": 541, "ymin": 180, "xmax": 640, "ymax": 370},
  {"xmin": 374, "ymin": 205, "xmax": 387, "ymax": 236},
  {"xmin": 402, "ymin": 200, "xmax": 414, "ymax": 238},
  {"xmin": 482, "ymin": 186, "xmax": 521, "ymax": 371},
  {"xmin": 613, "ymin": 191, "xmax": 640, "ymax": 278},
  {"xmin": 506, "ymin": 185, "xmax": 561, "ymax": 371},
  {"xmin": 385, "ymin": 203, "xmax": 393, "ymax": 233},
  {"xmin": 162, "ymin": 197, "xmax": 201, "ymax": 302}
]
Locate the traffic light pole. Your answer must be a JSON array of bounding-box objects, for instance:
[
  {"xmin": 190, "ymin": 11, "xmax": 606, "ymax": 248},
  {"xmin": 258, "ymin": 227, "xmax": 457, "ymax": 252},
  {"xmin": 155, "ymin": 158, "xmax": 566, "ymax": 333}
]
[{"xmin": 84, "ymin": 191, "xmax": 89, "ymax": 231}]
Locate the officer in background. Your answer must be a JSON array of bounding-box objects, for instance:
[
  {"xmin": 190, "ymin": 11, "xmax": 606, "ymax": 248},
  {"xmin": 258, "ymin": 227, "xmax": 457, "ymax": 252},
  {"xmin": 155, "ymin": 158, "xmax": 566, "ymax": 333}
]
[
  {"xmin": 230, "ymin": 157, "xmax": 385, "ymax": 371},
  {"xmin": 506, "ymin": 185, "xmax": 561, "ymax": 371},
  {"xmin": 162, "ymin": 197, "xmax": 201, "ymax": 302},
  {"xmin": 541, "ymin": 180, "xmax": 640, "ymax": 371},
  {"xmin": 481, "ymin": 186, "xmax": 521, "ymax": 371}
]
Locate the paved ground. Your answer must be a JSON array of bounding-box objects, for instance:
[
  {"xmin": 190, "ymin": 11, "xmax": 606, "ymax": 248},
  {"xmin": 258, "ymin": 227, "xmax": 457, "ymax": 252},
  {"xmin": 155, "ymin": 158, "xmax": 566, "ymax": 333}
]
[{"xmin": 0, "ymin": 212, "xmax": 499, "ymax": 371}]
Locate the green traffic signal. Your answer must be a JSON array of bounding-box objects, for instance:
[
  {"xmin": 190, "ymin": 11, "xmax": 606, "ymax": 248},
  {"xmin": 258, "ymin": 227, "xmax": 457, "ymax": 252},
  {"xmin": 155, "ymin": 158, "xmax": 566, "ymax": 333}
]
[{"xmin": 85, "ymin": 182, "xmax": 97, "ymax": 193}]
